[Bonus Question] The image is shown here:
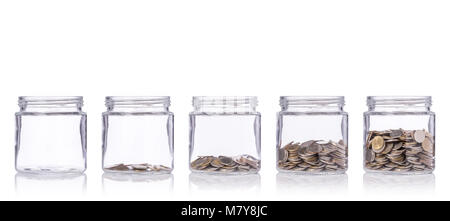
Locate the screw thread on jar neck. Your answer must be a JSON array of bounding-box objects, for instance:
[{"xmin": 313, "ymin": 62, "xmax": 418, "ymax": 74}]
[
  {"xmin": 105, "ymin": 96, "xmax": 170, "ymax": 112},
  {"xmin": 192, "ymin": 96, "xmax": 258, "ymax": 113},
  {"xmin": 18, "ymin": 96, "xmax": 84, "ymax": 112},
  {"xmin": 367, "ymin": 96, "xmax": 432, "ymax": 112},
  {"xmin": 280, "ymin": 96, "xmax": 345, "ymax": 112}
]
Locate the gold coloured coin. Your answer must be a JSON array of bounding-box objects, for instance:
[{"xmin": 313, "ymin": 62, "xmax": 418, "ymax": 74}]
[
  {"xmin": 108, "ymin": 164, "xmax": 130, "ymax": 171},
  {"xmin": 211, "ymin": 158, "xmax": 223, "ymax": 168},
  {"xmin": 191, "ymin": 156, "xmax": 212, "ymax": 169},
  {"xmin": 371, "ymin": 136, "xmax": 385, "ymax": 153}
]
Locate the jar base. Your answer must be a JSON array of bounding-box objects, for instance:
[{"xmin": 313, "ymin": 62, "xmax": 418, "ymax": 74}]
[
  {"xmin": 277, "ymin": 168, "xmax": 347, "ymax": 175},
  {"xmin": 16, "ymin": 167, "xmax": 85, "ymax": 175},
  {"xmin": 364, "ymin": 168, "xmax": 434, "ymax": 175},
  {"xmin": 103, "ymin": 168, "xmax": 172, "ymax": 175},
  {"xmin": 191, "ymin": 169, "xmax": 259, "ymax": 175},
  {"xmin": 102, "ymin": 172, "xmax": 173, "ymax": 183}
]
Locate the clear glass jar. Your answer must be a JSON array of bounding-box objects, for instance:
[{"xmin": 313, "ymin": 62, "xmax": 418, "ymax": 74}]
[
  {"xmin": 276, "ymin": 96, "xmax": 348, "ymax": 174},
  {"xmin": 15, "ymin": 96, "xmax": 87, "ymax": 174},
  {"xmin": 189, "ymin": 96, "xmax": 261, "ymax": 174},
  {"xmin": 364, "ymin": 96, "xmax": 435, "ymax": 174},
  {"xmin": 102, "ymin": 96, "xmax": 174, "ymax": 174}
]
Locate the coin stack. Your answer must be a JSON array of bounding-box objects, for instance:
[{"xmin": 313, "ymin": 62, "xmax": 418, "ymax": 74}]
[
  {"xmin": 277, "ymin": 140, "xmax": 347, "ymax": 172},
  {"xmin": 105, "ymin": 163, "xmax": 172, "ymax": 173},
  {"xmin": 365, "ymin": 129, "xmax": 434, "ymax": 172},
  {"xmin": 190, "ymin": 155, "xmax": 260, "ymax": 172}
]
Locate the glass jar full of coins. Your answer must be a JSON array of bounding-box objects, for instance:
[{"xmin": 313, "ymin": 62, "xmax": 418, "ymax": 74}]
[
  {"xmin": 189, "ymin": 96, "xmax": 261, "ymax": 174},
  {"xmin": 364, "ymin": 96, "xmax": 435, "ymax": 174},
  {"xmin": 277, "ymin": 96, "xmax": 348, "ymax": 174}
]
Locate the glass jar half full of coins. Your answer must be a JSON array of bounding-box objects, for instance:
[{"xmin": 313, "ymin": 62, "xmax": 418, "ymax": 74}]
[
  {"xmin": 189, "ymin": 96, "xmax": 261, "ymax": 174},
  {"xmin": 364, "ymin": 96, "xmax": 435, "ymax": 174},
  {"xmin": 276, "ymin": 96, "xmax": 348, "ymax": 174}
]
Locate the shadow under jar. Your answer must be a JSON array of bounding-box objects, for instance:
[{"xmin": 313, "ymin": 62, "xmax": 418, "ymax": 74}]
[
  {"xmin": 364, "ymin": 96, "xmax": 435, "ymax": 174},
  {"xmin": 189, "ymin": 96, "xmax": 261, "ymax": 174},
  {"xmin": 15, "ymin": 96, "xmax": 87, "ymax": 174},
  {"xmin": 102, "ymin": 96, "xmax": 174, "ymax": 174},
  {"xmin": 277, "ymin": 96, "xmax": 348, "ymax": 174}
]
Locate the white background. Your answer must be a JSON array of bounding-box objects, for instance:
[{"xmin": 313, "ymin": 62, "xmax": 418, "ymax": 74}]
[{"xmin": 0, "ymin": 0, "xmax": 449, "ymax": 201}]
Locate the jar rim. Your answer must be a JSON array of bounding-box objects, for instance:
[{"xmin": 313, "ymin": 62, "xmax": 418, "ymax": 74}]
[
  {"xmin": 280, "ymin": 96, "xmax": 345, "ymax": 106},
  {"xmin": 19, "ymin": 96, "xmax": 83, "ymax": 106},
  {"xmin": 193, "ymin": 96, "xmax": 258, "ymax": 107},
  {"xmin": 105, "ymin": 96, "xmax": 170, "ymax": 107},
  {"xmin": 367, "ymin": 96, "xmax": 432, "ymax": 106}
]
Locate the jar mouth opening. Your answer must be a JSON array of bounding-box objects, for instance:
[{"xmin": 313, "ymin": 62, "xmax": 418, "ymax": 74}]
[
  {"xmin": 105, "ymin": 96, "xmax": 170, "ymax": 107},
  {"xmin": 367, "ymin": 96, "xmax": 432, "ymax": 106},
  {"xmin": 280, "ymin": 96, "xmax": 345, "ymax": 106},
  {"xmin": 19, "ymin": 96, "xmax": 83, "ymax": 106},
  {"xmin": 193, "ymin": 96, "xmax": 258, "ymax": 107}
]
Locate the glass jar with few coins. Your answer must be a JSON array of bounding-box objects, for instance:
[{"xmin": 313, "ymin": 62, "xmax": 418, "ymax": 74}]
[
  {"xmin": 102, "ymin": 96, "xmax": 174, "ymax": 174},
  {"xmin": 364, "ymin": 96, "xmax": 435, "ymax": 174},
  {"xmin": 276, "ymin": 96, "xmax": 348, "ymax": 174},
  {"xmin": 189, "ymin": 96, "xmax": 261, "ymax": 174},
  {"xmin": 15, "ymin": 96, "xmax": 87, "ymax": 174}
]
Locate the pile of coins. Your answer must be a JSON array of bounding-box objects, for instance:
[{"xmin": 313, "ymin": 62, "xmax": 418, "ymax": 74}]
[
  {"xmin": 190, "ymin": 155, "xmax": 260, "ymax": 172},
  {"xmin": 365, "ymin": 129, "xmax": 434, "ymax": 172},
  {"xmin": 277, "ymin": 140, "xmax": 347, "ymax": 172},
  {"xmin": 105, "ymin": 163, "xmax": 172, "ymax": 173}
]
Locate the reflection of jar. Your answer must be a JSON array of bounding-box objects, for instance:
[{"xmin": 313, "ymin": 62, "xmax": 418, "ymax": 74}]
[
  {"xmin": 15, "ymin": 96, "xmax": 87, "ymax": 174},
  {"xmin": 189, "ymin": 96, "xmax": 261, "ymax": 174},
  {"xmin": 276, "ymin": 96, "xmax": 348, "ymax": 174},
  {"xmin": 102, "ymin": 96, "xmax": 174, "ymax": 174},
  {"xmin": 364, "ymin": 96, "xmax": 435, "ymax": 174}
]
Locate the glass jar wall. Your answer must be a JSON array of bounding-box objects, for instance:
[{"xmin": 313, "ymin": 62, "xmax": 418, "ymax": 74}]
[
  {"xmin": 364, "ymin": 96, "xmax": 435, "ymax": 174},
  {"xmin": 189, "ymin": 96, "xmax": 261, "ymax": 174},
  {"xmin": 276, "ymin": 96, "xmax": 348, "ymax": 174},
  {"xmin": 102, "ymin": 96, "xmax": 174, "ymax": 174},
  {"xmin": 15, "ymin": 96, "xmax": 87, "ymax": 174}
]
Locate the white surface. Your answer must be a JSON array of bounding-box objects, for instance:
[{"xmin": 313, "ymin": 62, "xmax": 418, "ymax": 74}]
[{"xmin": 0, "ymin": 0, "xmax": 449, "ymax": 201}]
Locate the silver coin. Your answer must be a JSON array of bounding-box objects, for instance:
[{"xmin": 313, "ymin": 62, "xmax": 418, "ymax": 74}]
[
  {"xmin": 300, "ymin": 140, "xmax": 316, "ymax": 148},
  {"xmin": 390, "ymin": 130, "xmax": 403, "ymax": 138},
  {"xmin": 278, "ymin": 148, "xmax": 288, "ymax": 163},
  {"xmin": 218, "ymin": 156, "xmax": 234, "ymax": 166},
  {"xmin": 366, "ymin": 150, "xmax": 375, "ymax": 162},
  {"xmin": 381, "ymin": 143, "xmax": 394, "ymax": 154},
  {"xmin": 414, "ymin": 130, "xmax": 426, "ymax": 143}
]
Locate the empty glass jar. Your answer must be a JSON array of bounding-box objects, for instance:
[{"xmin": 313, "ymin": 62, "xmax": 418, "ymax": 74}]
[
  {"xmin": 15, "ymin": 96, "xmax": 87, "ymax": 174},
  {"xmin": 102, "ymin": 96, "xmax": 174, "ymax": 174},
  {"xmin": 364, "ymin": 96, "xmax": 435, "ymax": 174},
  {"xmin": 189, "ymin": 96, "xmax": 261, "ymax": 174},
  {"xmin": 276, "ymin": 96, "xmax": 348, "ymax": 174}
]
